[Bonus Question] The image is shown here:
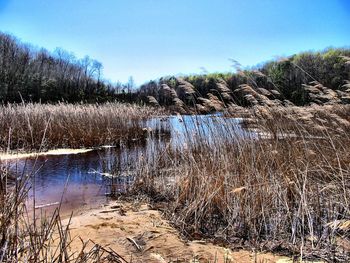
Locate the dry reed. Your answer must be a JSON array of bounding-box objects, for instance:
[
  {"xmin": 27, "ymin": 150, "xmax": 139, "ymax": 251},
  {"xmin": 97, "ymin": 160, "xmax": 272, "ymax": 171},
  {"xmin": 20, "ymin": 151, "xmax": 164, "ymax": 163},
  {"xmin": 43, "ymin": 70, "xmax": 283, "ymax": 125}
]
[
  {"xmin": 131, "ymin": 105, "xmax": 350, "ymax": 261},
  {"xmin": 0, "ymin": 102, "xmax": 164, "ymax": 151}
]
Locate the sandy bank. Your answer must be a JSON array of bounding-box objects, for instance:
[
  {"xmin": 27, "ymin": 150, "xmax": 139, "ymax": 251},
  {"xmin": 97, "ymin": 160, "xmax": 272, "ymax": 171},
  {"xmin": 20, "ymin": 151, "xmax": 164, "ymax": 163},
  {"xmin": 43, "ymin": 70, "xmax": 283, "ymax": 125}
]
[
  {"xmin": 61, "ymin": 200, "xmax": 294, "ymax": 263},
  {"xmin": 0, "ymin": 148, "xmax": 94, "ymax": 161}
]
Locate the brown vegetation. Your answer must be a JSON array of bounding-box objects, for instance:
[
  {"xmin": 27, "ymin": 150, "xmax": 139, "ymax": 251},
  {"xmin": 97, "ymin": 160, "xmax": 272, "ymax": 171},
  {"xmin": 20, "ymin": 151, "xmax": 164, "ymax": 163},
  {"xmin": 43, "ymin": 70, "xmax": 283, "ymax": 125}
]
[
  {"xmin": 2, "ymin": 103, "xmax": 350, "ymax": 261},
  {"xmin": 131, "ymin": 105, "xmax": 350, "ymax": 261},
  {"xmin": 0, "ymin": 103, "xmax": 165, "ymax": 151}
]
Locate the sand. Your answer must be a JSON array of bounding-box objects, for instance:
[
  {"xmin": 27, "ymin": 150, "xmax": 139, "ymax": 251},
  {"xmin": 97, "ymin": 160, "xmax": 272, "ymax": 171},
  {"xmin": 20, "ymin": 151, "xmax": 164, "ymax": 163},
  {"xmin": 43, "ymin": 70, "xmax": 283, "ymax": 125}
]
[{"xmin": 62, "ymin": 200, "xmax": 293, "ymax": 263}]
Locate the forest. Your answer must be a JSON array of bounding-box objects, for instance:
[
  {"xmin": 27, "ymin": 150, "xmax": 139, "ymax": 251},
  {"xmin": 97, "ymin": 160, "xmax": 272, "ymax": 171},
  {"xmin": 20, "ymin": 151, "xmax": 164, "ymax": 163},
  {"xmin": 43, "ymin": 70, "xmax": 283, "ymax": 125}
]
[
  {"xmin": 138, "ymin": 48, "xmax": 350, "ymax": 112},
  {"xmin": 1, "ymin": 31, "xmax": 349, "ymax": 109},
  {"xmin": 0, "ymin": 32, "xmax": 122, "ymax": 103}
]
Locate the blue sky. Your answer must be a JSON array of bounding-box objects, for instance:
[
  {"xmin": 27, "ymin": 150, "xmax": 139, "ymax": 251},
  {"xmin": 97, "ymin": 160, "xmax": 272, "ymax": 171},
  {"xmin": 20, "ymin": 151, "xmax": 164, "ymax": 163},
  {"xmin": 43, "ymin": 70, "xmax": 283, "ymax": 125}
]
[{"xmin": 0, "ymin": 0, "xmax": 349, "ymax": 84}]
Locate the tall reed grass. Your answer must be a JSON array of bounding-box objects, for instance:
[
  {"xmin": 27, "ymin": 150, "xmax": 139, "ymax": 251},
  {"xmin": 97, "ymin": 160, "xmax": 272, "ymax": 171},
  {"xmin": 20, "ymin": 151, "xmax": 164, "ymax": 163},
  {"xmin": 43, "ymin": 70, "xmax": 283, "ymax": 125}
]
[
  {"xmin": 0, "ymin": 103, "xmax": 164, "ymax": 151},
  {"xmin": 131, "ymin": 105, "xmax": 350, "ymax": 261}
]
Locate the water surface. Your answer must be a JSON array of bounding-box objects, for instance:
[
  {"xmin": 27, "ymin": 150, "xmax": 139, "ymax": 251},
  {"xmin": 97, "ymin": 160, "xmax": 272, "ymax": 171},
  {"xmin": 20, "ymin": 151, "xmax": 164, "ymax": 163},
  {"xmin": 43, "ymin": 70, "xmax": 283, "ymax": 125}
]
[{"xmin": 5, "ymin": 115, "xmax": 252, "ymax": 216}]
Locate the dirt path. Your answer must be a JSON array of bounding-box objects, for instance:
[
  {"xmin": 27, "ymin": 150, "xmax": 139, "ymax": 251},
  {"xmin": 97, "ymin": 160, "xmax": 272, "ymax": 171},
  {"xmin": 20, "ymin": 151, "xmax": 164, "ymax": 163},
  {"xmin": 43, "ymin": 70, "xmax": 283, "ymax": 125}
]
[{"xmin": 63, "ymin": 200, "xmax": 292, "ymax": 263}]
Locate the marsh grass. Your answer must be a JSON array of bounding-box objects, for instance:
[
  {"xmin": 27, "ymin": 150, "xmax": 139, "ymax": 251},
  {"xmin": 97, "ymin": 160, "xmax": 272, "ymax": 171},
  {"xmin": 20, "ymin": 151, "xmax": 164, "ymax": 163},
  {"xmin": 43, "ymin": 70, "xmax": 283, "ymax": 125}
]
[
  {"xmin": 0, "ymin": 102, "xmax": 165, "ymax": 151},
  {"xmin": 2, "ymin": 102, "xmax": 350, "ymax": 261},
  {"xmin": 131, "ymin": 105, "xmax": 350, "ymax": 261}
]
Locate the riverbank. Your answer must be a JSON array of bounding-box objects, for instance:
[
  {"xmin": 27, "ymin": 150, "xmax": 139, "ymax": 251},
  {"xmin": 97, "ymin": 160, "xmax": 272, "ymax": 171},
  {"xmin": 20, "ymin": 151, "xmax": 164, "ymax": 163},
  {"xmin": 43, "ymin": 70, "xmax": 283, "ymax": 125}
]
[
  {"xmin": 2, "ymin": 104, "xmax": 349, "ymax": 261},
  {"xmin": 130, "ymin": 105, "xmax": 350, "ymax": 261},
  {"xmin": 61, "ymin": 200, "xmax": 294, "ymax": 263}
]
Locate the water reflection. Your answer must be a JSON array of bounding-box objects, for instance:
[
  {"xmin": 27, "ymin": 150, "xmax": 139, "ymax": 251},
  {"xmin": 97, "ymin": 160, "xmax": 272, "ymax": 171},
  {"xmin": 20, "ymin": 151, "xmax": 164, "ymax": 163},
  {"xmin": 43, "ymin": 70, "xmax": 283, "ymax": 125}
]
[
  {"xmin": 5, "ymin": 115, "xmax": 252, "ymax": 216},
  {"xmin": 8, "ymin": 146, "xmax": 145, "ymax": 216}
]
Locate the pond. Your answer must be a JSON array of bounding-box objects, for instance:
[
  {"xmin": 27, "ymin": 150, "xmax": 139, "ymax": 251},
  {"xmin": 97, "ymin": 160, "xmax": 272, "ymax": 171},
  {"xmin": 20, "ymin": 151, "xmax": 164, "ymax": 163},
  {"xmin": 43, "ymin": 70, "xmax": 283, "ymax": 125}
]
[{"xmin": 3, "ymin": 115, "xmax": 254, "ymax": 217}]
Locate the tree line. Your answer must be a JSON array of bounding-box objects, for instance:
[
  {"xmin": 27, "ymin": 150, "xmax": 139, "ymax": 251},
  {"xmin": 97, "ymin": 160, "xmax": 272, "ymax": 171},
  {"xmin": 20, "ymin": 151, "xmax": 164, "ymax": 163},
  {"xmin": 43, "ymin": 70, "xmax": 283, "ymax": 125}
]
[
  {"xmin": 1, "ymin": 31, "xmax": 349, "ymax": 107},
  {"xmin": 137, "ymin": 48, "xmax": 350, "ymax": 108},
  {"xmin": 0, "ymin": 32, "xmax": 137, "ymax": 103}
]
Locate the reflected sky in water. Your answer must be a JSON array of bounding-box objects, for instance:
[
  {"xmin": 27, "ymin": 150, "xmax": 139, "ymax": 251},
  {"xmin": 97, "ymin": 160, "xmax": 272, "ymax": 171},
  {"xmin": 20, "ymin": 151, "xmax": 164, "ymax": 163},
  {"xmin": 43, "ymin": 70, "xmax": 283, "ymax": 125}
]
[{"xmin": 6, "ymin": 115, "xmax": 252, "ymax": 216}]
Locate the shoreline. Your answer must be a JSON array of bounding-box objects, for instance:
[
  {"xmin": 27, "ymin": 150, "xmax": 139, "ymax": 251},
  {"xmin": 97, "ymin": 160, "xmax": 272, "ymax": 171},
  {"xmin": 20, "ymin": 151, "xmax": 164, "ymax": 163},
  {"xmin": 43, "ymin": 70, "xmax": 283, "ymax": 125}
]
[
  {"xmin": 61, "ymin": 200, "xmax": 294, "ymax": 263},
  {"xmin": 0, "ymin": 148, "xmax": 94, "ymax": 161}
]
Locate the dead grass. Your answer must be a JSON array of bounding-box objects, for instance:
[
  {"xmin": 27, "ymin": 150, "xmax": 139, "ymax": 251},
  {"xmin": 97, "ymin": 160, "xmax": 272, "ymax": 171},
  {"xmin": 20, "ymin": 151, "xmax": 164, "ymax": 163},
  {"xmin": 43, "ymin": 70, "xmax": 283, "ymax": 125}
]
[
  {"xmin": 2, "ymin": 101, "xmax": 349, "ymax": 261},
  {"xmin": 131, "ymin": 105, "xmax": 350, "ymax": 261},
  {"xmin": 0, "ymin": 102, "xmax": 164, "ymax": 151}
]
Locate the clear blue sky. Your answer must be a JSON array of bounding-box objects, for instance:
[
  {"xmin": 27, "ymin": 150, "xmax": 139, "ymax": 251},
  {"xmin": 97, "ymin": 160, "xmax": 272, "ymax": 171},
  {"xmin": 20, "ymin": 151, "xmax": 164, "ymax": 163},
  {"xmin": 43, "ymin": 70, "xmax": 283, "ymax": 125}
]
[{"xmin": 0, "ymin": 0, "xmax": 349, "ymax": 85}]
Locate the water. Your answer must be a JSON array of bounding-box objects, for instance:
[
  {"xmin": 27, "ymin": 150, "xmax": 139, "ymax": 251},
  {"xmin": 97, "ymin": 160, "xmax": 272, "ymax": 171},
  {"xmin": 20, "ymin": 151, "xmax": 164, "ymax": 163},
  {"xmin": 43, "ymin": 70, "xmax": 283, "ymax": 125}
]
[
  {"xmin": 4, "ymin": 115, "xmax": 252, "ymax": 216},
  {"xmin": 149, "ymin": 114, "xmax": 253, "ymax": 148},
  {"xmin": 7, "ymin": 146, "xmax": 143, "ymax": 216}
]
